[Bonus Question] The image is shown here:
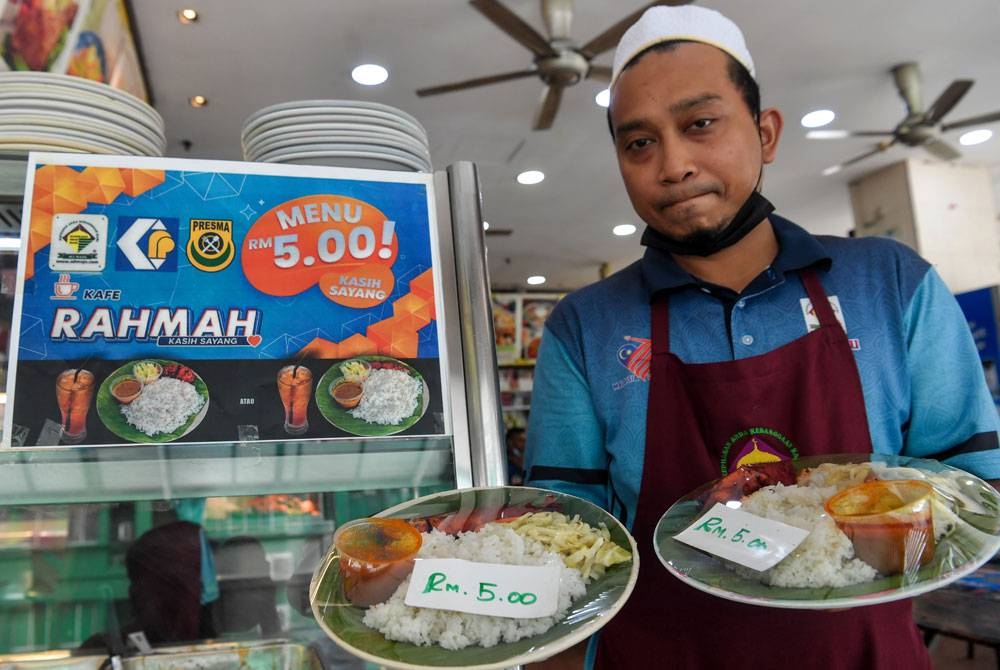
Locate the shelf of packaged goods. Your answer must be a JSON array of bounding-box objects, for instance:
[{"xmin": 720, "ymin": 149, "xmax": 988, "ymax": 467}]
[{"xmin": 0, "ymin": 437, "xmax": 457, "ymax": 506}]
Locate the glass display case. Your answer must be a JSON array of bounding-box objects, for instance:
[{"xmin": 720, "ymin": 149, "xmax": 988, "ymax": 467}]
[{"xmin": 0, "ymin": 157, "xmax": 506, "ymax": 669}]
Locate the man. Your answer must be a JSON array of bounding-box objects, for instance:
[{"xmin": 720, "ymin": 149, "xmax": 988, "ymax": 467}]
[{"xmin": 524, "ymin": 5, "xmax": 1000, "ymax": 669}]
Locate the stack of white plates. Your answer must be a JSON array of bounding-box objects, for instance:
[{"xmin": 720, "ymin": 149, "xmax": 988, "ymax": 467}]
[
  {"xmin": 0, "ymin": 72, "xmax": 166, "ymax": 156},
  {"xmin": 242, "ymin": 100, "xmax": 431, "ymax": 172}
]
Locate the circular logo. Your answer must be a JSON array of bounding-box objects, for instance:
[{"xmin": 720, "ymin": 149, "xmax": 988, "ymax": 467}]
[{"xmin": 718, "ymin": 427, "xmax": 798, "ymax": 475}]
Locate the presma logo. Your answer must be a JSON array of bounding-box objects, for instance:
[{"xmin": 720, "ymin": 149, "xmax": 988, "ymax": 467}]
[
  {"xmin": 115, "ymin": 217, "xmax": 178, "ymax": 271},
  {"xmin": 186, "ymin": 218, "xmax": 235, "ymax": 272}
]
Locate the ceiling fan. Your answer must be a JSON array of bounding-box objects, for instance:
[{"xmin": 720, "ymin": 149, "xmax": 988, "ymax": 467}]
[
  {"xmin": 811, "ymin": 62, "xmax": 1000, "ymax": 175},
  {"xmin": 415, "ymin": 0, "xmax": 689, "ymax": 130}
]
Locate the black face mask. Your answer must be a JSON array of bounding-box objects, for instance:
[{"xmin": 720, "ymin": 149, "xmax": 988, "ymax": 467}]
[{"xmin": 640, "ymin": 189, "xmax": 775, "ymax": 258}]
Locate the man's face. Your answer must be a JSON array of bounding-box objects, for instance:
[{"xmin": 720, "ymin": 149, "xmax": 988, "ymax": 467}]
[{"xmin": 609, "ymin": 43, "xmax": 779, "ymax": 246}]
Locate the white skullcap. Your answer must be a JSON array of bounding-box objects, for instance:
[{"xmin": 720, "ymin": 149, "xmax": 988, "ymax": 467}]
[{"xmin": 610, "ymin": 5, "xmax": 755, "ymax": 87}]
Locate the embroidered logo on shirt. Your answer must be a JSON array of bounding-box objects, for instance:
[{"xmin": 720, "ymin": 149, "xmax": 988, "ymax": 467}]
[
  {"xmin": 719, "ymin": 428, "xmax": 799, "ymax": 475},
  {"xmin": 617, "ymin": 336, "xmax": 651, "ymax": 380}
]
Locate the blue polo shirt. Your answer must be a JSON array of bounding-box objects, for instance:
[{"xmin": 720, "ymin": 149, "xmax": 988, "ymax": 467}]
[{"xmin": 525, "ymin": 215, "xmax": 1000, "ymax": 527}]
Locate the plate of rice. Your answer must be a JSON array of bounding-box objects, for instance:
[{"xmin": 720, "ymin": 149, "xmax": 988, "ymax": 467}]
[
  {"xmin": 315, "ymin": 356, "xmax": 428, "ymax": 437},
  {"xmin": 310, "ymin": 486, "xmax": 639, "ymax": 669},
  {"xmin": 96, "ymin": 359, "xmax": 209, "ymax": 443},
  {"xmin": 654, "ymin": 453, "xmax": 1000, "ymax": 609}
]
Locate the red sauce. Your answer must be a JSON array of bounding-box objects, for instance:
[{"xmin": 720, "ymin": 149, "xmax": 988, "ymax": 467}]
[{"xmin": 111, "ymin": 378, "xmax": 142, "ymax": 403}]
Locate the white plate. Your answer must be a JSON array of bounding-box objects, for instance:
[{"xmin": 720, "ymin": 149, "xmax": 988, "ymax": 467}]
[
  {"xmin": 255, "ymin": 149, "xmax": 429, "ymax": 172},
  {"xmin": 0, "ymin": 129, "xmax": 149, "ymax": 156},
  {"xmin": 245, "ymin": 134, "xmax": 431, "ymax": 164},
  {"xmin": 0, "ymin": 98, "xmax": 165, "ymax": 143},
  {"xmin": 242, "ymin": 107, "xmax": 427, "ymax": 145},
  {"xmin": 654, "ymin": 453, "xmax": 1000, "ymax": 609},
  {"xmin": 0, "ymin": 71, "xmax": 162, "ymax": 126},
  {"xmin": 243, "ymin": 122, "xmax": 427, "ymax": 154},
  {"xmin": 0, "ymin": 124, "xmax": 157, "ymax": 156},
  {"xmin": 243, "ymin": 99, "xmax": 425, "ymax": 138},
  {"xmin": 0, "ymin": 83, "xmax": 163, "ymax": 129},
  {"xmin": 0, "ymin": 108, "xmax": 165, "ymax": 152},
  {"xmin": 253, "ymin": 143, "xmax": 431, "ymax": 168}
]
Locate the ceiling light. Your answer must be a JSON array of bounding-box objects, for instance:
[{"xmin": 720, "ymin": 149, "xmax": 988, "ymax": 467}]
[
  {"xmin": 527, "ymin": 275, "xmax": 546, "ymax": 286},
  {"xmin": 822, "ymin": 165, "xmax": 842, "ymax": 176},
  {"xmin": 189, "ymin": 95, "xmax": 207, "ymax": 108},
  {"xmin": 613, "ymin": 223, "xmax": 636, "ymax": 236},
  {"xmin": 801, "ymin": 109, "xmax": 835, "ymax": 128},
  {"xmin": 178, "ymin": 8, "xmax": 198, "ymax": 23},
  {"xmin": 959, "ymin": 129, "xmax": 993, "ymax": 146},
  {"xmin": 595, "ymin": 88, "xmax": 610, "ymax": 108},
  {"xmin": 482, "ymin": 221, "xmax": 490, "ymax": 230},
  {"xmin": 352, "ymin": 64, "xmax": 389, "ymax": 86},
  {"xmin": 516, "ymin": 170, "xmax": 545, "ymax": 185}
]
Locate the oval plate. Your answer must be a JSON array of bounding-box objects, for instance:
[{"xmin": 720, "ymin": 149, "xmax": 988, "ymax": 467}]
[
  {"xmin": 654, "ymin": 453, "xmax": 1000, "ymax": 609},
  {"xmin": 96, "ymin": 359, "xmax": 209, "ymax": 443},
  {"xmin": 315, "ymin": 356, "xmax": 429, "ymax": 436},
  {"xmin": 310, "ymin": 486, "xmax": 638, "ymax": 670}
]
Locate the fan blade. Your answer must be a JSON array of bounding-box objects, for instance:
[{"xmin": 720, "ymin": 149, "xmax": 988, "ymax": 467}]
[
  {"xmin": 922, "ymin": 137, "xmax": 961, "ymax": 161},
  {"xmin": 806, "ymin": 130, "xmax": 894, "ymax": 139},
  {"xmin": 542, "ymin": 0, "xmax": 573, "ymax": 41},
  {"xmin": 923, "ymin": 80, "xmax": 973, "ymax": 125},
  {"xmin": 822, "ymin": 141, "xmax": 895, "ymax": 176},
  {"xmin": 470, "ymin": 0, "xmax": 556, "ymax": 58},
  {"xmin": 579, "ymin": 1, "xmax": 689, "ymax": 59},
  {"xmin": 534, "ymin": 84, "xmax": 565, "ymax": 130},
  {"xmin": 587, "ymin": 64, "xmax": 612, "ymax": 81},
  {"xmin": 416, "ymin": 69, "xmax": 537, "ymax": 97},
  {"xmin": 941, "ymin": 110, "xmax": 1000, "ymax": 132},
  {"xmin": 891, "ymin": 62, "xmax": 923, "ymax": 116}
]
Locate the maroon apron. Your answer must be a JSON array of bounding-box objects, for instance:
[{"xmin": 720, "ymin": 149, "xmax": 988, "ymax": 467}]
[{"xmin": 595, "ymin": 269, "xmax": 931, "ymax": 669}]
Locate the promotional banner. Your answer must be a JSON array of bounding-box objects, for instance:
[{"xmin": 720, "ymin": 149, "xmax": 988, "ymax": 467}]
[{"xmin": 6, "ymin": 154, "xmax": 448, "ymax": 447}]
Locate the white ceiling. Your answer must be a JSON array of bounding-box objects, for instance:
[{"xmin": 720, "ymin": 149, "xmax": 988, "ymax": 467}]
[{"xmin": 129, "ymin": 0, "xmax": 1000, "ymax": 292}]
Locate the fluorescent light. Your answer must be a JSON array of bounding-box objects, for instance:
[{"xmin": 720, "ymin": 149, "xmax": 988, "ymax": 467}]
[
  {"xmin": 527, "ymin": 275, "xmax": 546, "ymax": 285},
  {"xmin": 0, "ymin": 238, "xmax": 20, "ymax": 251},
  {"xmin": 801, "ymin": 109, "xmax": 835, "ymax": 128},
  {"xmin": 595, "ymin": 88, "xmax": 610, "ymax": 108},
  {"xmin": 178, "ymin": 8, "xmax": 199, "ymax": 23},
  {"xmin": 822, "ymin": 165, "xmax": 843, "ymax": 176},
  {"xmin": 516, "ymin": 170, "xmax": 545, "ymax": 185},
  {"xmin": 482, "ymin": 221, "xmax": 490, "ymax": 230},
  {"xmin": 189, "ymin": 95, "xmax": 208, "ymax": 108},
  {"xmin": 352, "ymin": 64, "xmax": 389, "ymax": 86},
  {"xmin": 613, "ymin": 223, "xmax": 636, "ymax": 236},
  {"xmin": 806, "ymin": 129, "xmax": 850, "ymax": 139},
  {"xmin": 959, "ymin": 129, "xmax": 993, "ymax": 146}
]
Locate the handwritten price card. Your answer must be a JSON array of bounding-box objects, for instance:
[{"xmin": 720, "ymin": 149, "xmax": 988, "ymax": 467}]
[
  {"xmin": 405, "ymin": 558, "xmax": 561, "ymax": 618},
  {"xmin": 673, "ymin": 503, "xmax": 810, "ymax": 572}
]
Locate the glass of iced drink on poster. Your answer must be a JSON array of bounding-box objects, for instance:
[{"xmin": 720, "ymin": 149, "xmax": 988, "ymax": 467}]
[
  {"xmin": 278, "ymin": 364, "xmax": 312, "ymax": 435},
  {"xmin": 56, "ymin": 369, "xmax": 95, "ymax": 444}
]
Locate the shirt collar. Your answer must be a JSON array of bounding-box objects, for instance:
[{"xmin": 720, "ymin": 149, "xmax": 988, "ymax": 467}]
[{"xmin": 639, "ymin": 214, "xmax": 833, "ymax": 295}]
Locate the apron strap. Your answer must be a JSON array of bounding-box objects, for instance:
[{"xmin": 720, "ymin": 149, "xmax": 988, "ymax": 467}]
[
  {"xmin": 651, "ymin": 292, "xmax": 670, "ymax": 354},
  {"xmin": 800, "ymin": 268, "xmax": 839, "ymax": 329}
]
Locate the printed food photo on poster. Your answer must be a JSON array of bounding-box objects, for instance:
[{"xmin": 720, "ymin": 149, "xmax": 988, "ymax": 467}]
[{"xmin": 4, "ymin": 154, "xmax": 449, "ymax": 448}]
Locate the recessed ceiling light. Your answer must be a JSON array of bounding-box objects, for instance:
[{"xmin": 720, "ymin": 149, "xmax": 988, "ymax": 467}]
[
  {"xmin": 595, "ymin": 88, "xmax": 610, "ymax": 108},
  {"xmin": 527, "ymin": 275, "xmax": 546, "ymax": 286},
  {"xmin": 516, "ymin": 170, "xmax": 545, "ymax": 185},
  {"xmin": 821, "ymin": 165, "xmax": 842, "ymax": 176},
  {"xmin": 189, "ymin": 95, "xmax": 208, "ymax": 108},
  {"xmin": 352, "ymin": 64, "xmax": 389, "ymax": 86},
  {"xmin": 959, "ymin": 129, "xmax": 993, "ymax": 146},
  {"xmin": 801, "ymin": 109, "xmax": 835, "ymax": 128},
  {"xmin": 483, "ymin": 221, "xmax": 490, "ymax": 230},
  {"xmin": 178, "ymin": 8, "xmax": 198, "ymax": 23},
  {"xmin": 613, "ymin": 223, "xmax": 637, "ymax": 236}
]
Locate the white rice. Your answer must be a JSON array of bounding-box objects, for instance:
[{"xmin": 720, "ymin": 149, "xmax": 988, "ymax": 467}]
[
  {"xmin": 362, "ymin": 524, "xmax": 587, "ymax": 650},
  {"xmin": 349, "ymin": 368, "xmax": 421, "ymax": 425},
  {"xmin": 120, "ymin": 377, "xmax": 205, "ymax": 436},
  {"xmin": 737, "ymin": 483, "xmax": 878, "ymax": 587}
]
